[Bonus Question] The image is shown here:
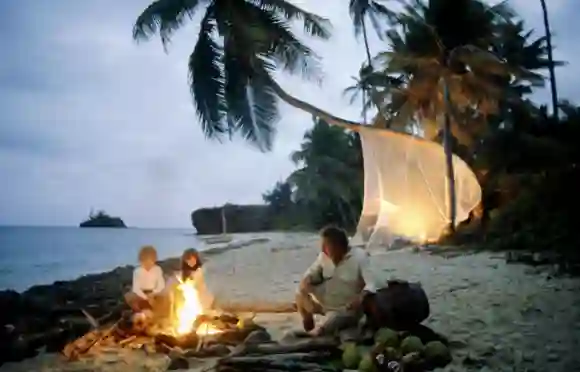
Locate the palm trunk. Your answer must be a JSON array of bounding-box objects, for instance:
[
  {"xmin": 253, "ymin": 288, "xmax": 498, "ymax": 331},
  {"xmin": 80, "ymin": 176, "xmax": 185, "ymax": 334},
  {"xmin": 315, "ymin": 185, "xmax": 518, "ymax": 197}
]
[
  {"xmin": 361, "ymin": 19, "xmax": 372, "ymax": 125},
  {"xmin": 442, "ymin": 82, "xmax": 457, "ymax": 232},
  {"xmin": 267, "ymin": 77, "xmax": 431, "ymax": 145},
  {"xmin": 361, "ymin": 19, "xmax": 373, "ymax": 66},
  {"xmin": 540, "ymin": 0, "xmax": 559, "ymax": 121},
  {"xmin": 268, "ymin": 78, "xmax": 365, "ymax": 131},
  {"xmin": 360, "ymin": 18, "xmax": 390, "ymax": 127}
]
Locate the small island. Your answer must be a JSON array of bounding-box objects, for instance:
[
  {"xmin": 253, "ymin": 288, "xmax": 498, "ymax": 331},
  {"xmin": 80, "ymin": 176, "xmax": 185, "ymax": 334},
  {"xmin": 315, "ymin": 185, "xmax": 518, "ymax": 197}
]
[{"xmin": 79, "ymin": 210, "xmax": 126, "ymax": 228}]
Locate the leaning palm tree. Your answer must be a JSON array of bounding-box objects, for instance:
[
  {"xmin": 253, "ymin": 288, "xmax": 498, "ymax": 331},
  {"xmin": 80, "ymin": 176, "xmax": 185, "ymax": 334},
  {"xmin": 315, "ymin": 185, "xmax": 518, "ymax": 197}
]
[{"xmin": 133, "ymin": 0, "xmax": 373, "ymax": 152}]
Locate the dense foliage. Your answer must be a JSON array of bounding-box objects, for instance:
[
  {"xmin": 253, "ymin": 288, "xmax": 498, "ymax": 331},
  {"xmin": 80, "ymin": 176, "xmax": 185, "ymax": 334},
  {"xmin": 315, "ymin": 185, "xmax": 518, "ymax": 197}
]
[
  {"xmin": 262, "ymin": 117, "xmax": 363, "ymax": 231},
  {"xmin": 134, "ymin": 0, "xmax": 578, "ymax": 263}
]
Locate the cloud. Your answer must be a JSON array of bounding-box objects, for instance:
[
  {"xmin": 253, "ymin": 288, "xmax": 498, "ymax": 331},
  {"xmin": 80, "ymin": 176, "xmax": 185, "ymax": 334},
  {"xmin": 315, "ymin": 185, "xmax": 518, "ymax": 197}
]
[{"xmin": 0, "ymin": 0, "xmax": 578, "ymax": 227}]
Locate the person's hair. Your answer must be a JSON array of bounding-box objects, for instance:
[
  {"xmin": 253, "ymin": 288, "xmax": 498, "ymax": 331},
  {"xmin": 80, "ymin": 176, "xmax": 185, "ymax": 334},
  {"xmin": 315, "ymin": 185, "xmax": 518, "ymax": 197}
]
[
  {"xmin": 181, "ymin": 248, "xmax": 203, "ymax": 281},
  {"xmin": 138, "ymin": 245, "xmax": 158, "ymax": 262},
  {"xmin": 320, "ymin": 225, "xmax": 349, "ymax": 252}
]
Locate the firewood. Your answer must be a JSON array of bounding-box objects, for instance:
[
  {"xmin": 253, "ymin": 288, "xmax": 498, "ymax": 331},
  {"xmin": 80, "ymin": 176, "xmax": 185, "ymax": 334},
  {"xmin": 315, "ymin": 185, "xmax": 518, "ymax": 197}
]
[
  {"xmin": 220, "ymin": 352, "xmax": 333, "ymax": 364},
  {"xmin": 218, "ymin": 358, "xmax": 337, "ymax": 372},
  {"xmin": 227, "ymin": 337, "xmax": 339, "ymax": 357},
  {"xmin": 217, "ymin": 301, "xmax": 296, "ymax": 314},
  {"xmin": 62, "ymin": 320, "xmax": 120, "ymax": 360}
]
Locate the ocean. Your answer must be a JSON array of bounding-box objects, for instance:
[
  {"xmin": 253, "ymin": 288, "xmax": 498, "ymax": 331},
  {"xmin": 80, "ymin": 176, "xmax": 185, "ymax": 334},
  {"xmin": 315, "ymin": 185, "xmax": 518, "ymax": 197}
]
[{"xmin": 0, "ymin": 226, "xmax": 202, "ymax": 292}]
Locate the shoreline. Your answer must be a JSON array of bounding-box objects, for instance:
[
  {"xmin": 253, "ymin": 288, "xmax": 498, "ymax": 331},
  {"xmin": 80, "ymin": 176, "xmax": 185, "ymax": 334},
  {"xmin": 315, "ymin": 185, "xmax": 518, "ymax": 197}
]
[{"xmin": 1, "ymin": 232, "xmax": 580, "ymax": 371}]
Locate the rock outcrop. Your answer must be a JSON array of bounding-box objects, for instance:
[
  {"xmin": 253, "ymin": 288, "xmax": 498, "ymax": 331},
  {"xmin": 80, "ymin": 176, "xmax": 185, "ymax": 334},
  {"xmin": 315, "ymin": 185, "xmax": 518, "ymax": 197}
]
[{"xmin": 191, "ymin": 204, "xmax": 272, "ymax": 235}]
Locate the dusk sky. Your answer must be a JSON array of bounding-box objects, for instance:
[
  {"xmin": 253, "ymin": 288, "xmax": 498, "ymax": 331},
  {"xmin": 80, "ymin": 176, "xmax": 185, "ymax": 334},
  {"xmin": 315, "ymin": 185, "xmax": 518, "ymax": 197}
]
[{"xmin": 0, "ymin": 0, "xmax": 578, "ymax": 228}]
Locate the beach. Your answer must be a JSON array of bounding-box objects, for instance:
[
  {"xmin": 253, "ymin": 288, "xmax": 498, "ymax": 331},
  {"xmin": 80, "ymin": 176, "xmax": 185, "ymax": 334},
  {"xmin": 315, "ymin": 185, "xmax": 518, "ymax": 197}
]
[{"xmin": 2, "ymin": 232, "xmax": 580, "ymax": 371}]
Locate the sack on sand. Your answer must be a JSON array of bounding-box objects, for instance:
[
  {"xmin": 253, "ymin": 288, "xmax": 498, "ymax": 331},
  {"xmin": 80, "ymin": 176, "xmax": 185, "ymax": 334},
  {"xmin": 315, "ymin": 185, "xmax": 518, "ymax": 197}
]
[{"xmin": 363, "ymin": 280, "xmax": 430, "ymax": 330}]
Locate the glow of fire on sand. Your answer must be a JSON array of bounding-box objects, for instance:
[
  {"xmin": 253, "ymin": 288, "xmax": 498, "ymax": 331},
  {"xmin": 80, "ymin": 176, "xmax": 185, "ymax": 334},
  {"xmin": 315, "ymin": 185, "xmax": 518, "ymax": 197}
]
[{"xmin": 174, "ymin": 278, "xmax": 221, "ymax": 336}]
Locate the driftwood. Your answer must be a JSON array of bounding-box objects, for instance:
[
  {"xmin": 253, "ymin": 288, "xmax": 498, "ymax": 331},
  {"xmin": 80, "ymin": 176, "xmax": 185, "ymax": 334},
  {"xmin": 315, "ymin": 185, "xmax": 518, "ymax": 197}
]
[
  {"xmin": 218, "ymin": 301, "xmax": 296, "ymax": 314},
  {"xmin": 228, "ymin": 337, "xmax": 339, "ymax": 357},
  {"xmin": 218, "ymin": 357, "xmax": 338, "ymax": 372},
  {"xmin": 223, "ymin": 352, "xmax": 333, "ymax": 364},
  {"xmin": 62, "ymin": 321, "xmax": 120, "ymax": 360}
]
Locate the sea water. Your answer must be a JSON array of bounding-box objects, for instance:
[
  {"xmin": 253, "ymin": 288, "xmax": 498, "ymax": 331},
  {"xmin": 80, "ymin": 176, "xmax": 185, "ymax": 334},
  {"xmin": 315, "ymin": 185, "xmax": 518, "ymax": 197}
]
[{"xmin": 0, "ymin": 226, "xmax": 202, "ymax": 292}]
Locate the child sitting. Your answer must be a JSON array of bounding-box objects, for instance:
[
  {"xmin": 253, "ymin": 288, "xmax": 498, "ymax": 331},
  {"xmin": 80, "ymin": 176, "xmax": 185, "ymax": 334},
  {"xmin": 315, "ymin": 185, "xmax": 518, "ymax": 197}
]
[
  {"xmin": 168, "ymin": 248, "xmax": 215, "ymax": 313},
  {"xmin": 125, "ymin": 245, "xmax": 167, "ymax": 315}
]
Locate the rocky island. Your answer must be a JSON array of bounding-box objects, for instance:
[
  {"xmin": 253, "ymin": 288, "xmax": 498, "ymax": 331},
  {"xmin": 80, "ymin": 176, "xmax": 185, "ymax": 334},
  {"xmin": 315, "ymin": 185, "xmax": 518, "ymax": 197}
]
[{"xmin": 79, "ymin": 210, "xmax": 126, "ymax": 228}]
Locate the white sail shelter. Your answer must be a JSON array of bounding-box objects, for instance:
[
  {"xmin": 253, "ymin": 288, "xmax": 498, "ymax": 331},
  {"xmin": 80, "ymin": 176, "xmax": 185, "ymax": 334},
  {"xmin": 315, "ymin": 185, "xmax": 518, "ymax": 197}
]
[{"xmin": 353, "ymin": 126, "xmax": 482, "ymax": 247}]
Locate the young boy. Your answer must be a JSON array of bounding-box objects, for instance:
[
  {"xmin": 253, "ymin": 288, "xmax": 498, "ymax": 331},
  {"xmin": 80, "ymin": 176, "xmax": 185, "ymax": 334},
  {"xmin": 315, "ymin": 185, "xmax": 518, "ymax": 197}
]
[{"xmin": 125, "ymin": 245, "xmax": 167, "ymax": 315}]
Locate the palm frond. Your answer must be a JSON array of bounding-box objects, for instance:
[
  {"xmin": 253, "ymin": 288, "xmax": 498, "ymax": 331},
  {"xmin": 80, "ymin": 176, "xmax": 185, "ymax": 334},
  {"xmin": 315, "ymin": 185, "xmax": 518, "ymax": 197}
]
[
  {"xmin": 133, "ymin": 0, "xmax": 208, "ymax": 47},
  {"xmin": 256, "ymin": 0, "xmax": 332, "ymax": 39},
  {"xmin": 242, "ymin": 75, "xmax": 279, "ymax": 151},
  {"xmin": 452, "ymin": 45, "xmax": 511, "ymax": 76},
  {"xmin": 188, "ymin": 10, "xmax": 227, "ymax": 140},
  {"xmin": 232, "ymin": 2, "xmax": 323, "ymax": 81}
]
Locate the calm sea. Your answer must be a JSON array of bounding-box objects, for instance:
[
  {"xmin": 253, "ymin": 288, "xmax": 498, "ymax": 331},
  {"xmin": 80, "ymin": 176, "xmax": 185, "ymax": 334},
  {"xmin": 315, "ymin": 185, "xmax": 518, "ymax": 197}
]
[{"xmin": 0, "ymin": 226, "xmax": 202, "ymax": 292}]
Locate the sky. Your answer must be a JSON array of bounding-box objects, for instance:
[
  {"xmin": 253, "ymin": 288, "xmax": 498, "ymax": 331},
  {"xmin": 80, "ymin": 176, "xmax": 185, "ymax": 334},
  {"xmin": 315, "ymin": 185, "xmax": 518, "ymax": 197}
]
[{"xmin": 0, "ymin": 0, "xmax": 578, "ymax": 228}]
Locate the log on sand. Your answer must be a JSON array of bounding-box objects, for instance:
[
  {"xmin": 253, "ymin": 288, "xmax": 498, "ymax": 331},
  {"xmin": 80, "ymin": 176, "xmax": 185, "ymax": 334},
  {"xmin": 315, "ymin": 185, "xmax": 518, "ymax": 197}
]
[{"xmin": 217, "ymin": 301, "xmax": 296, "ymax": 314}]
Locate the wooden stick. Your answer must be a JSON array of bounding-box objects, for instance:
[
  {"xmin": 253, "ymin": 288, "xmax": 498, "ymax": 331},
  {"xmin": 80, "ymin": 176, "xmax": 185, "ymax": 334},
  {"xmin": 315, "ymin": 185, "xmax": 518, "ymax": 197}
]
[
  {"xmin": 220, "ymin": 352, "xmax": 333, "ymax": 364},
  {"xmin": 227, "ymin": 337, "xmax": 339, "ymax": 357},
  {"xmin": 217, "ymin": 301, "xmax": 296, "ymax": 314}
]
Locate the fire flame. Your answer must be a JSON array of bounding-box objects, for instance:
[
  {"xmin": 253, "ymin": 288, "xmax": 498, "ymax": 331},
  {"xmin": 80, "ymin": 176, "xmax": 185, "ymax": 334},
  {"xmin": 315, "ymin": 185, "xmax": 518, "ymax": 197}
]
[{"xmin": 174, "ymin": 278, "xmax": 221, "ymax": 336}]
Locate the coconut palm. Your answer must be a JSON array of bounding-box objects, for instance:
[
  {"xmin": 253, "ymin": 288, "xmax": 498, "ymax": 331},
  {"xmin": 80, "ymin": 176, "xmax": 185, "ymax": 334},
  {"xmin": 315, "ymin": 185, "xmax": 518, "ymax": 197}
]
[
  {"xmin": 367, "ymin": 0, "xmax": 517, "ymax": 230},
  {"xmin": 539, "ymin": 0, "xmax": 559, "ymax": 121},
  {"xmin": 133, "ymin": 0, "xmax": 375, "ymax": 152},
  {"xmin": 349, "ymin": 0, "xmax": 394, "ymax": 63},
  {"xmin": 348, "ymin": 0, "xmax": 395, "ymax": 122},
  {"xmin": 490, "ymin": 19, "xmax": 564, "ymax": 130},
  {"xmin": 288, "ymin": 117, "xmax": 363, "ymax": 228}
]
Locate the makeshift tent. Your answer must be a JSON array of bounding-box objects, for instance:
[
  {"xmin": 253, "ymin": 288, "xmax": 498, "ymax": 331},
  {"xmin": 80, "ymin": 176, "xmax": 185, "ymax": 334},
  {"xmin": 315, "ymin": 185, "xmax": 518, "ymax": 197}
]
[{"xmin": 353, "ymin": 126, "xmax": 481, "ymax": 247}]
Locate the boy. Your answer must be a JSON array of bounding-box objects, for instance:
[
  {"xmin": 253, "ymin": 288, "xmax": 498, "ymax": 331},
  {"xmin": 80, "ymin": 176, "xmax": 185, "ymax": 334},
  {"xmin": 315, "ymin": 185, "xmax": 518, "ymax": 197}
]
[{"xmin": 125, "ymin": 245, "xmax": 167, "ymax": 315}]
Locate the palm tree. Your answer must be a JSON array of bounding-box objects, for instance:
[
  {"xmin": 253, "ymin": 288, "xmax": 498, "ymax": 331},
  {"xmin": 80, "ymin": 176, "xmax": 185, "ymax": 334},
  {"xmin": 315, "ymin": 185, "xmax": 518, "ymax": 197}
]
[
  {"xmin": 368, "ymin": 0, "xmax": 518, "ymax": 231},
  {"xmin": 348, "ymin": 0, "xmax": 394, "ymax": 123},
  {"xmin": 539, "ymin": 0, "xmax": 559, "ymax": 121},
  {"xmin": 491, "ymin": 19, "xmax": 564, "ymax": 130},
  {"xmin": 133, "ymin": 0, "xmax": 377, "ymax": 152},
  {"xmin": 349, "ymin": 0, "xmax": 393, "ymax": 63},
  {"xmin": 288, "ymin": 117, "xmax": 363, "ymax": 228}
]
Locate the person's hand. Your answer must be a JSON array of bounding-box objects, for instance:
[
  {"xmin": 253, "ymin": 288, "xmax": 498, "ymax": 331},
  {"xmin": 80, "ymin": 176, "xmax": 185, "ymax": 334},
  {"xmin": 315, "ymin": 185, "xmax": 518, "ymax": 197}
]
[
  {"xmin": 299, "ymin": 278, "xmax": 314, "ymax": 293},
  {"xmin": 146, "ymin": 293, "xmax": 155, "ymax": 305},
  {"xmin": 347, "ymin": 295, "xmax": 363, "ymax": 311}
]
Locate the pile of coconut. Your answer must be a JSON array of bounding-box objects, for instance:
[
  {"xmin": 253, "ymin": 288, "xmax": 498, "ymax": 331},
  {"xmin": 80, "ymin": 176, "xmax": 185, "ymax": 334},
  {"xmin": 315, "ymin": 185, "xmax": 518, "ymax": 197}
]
[{"xmin": 340, "ymin": 327, "xmax": 452, "ymax": 371}]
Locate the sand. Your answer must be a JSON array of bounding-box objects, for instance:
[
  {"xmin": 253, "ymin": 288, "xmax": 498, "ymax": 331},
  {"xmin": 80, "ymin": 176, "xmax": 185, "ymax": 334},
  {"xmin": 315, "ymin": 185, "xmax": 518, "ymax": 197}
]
[{"xmin": 2, "ymin": 232, "xmax": 580, "ymax": 371}]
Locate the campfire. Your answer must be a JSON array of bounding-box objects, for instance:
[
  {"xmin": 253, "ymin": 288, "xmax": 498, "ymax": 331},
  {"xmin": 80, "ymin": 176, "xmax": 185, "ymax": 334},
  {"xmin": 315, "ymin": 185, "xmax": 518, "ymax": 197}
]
[
  {"xmin": 61, "ymin": 278, "xmax": 348, "ymax": 372},
  {"xmin": 62, "ymin": 276, "xmax": 252, "ymax": 361},
  {"xmin": 173, "ymin": 277, "xmax": 221, "ymax": 336}
]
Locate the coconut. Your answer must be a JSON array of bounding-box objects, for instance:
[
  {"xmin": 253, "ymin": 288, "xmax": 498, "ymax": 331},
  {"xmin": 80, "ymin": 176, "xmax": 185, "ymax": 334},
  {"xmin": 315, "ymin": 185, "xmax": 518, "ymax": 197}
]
[
  {"xmin": 400, "ymin": 336, "xmax": 424, "ymax": 354},
  {"xmin": 342, "ymin": 342, "xmax": 362, "ymax": 369}
]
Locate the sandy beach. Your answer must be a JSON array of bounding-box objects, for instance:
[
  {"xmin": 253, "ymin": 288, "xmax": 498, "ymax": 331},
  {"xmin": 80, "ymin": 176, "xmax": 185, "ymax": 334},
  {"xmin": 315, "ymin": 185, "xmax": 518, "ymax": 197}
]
[{"xmin": 2, "ymin": 232, "xmax": 580, "ymax": 371}]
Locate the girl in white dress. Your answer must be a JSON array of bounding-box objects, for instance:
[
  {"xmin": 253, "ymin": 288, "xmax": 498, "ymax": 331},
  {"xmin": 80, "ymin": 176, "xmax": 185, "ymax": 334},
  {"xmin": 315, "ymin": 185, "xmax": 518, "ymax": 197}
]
[{"xmin": 169, "ymin": 248, "xmax": 215, "ymax": 313}]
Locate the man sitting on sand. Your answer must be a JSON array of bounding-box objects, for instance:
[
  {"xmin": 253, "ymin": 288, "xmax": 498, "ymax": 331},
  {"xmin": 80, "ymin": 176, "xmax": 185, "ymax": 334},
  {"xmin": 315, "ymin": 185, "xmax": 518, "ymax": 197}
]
[
  {"xmin": 296, "ymin": 225, "xmax": 377, "ymax": 336},
  {"xmin": 125, "ymin": 245, "xmax": 168, "ymax": 317}
]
